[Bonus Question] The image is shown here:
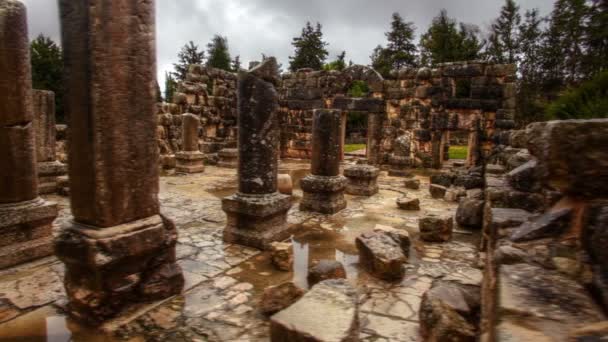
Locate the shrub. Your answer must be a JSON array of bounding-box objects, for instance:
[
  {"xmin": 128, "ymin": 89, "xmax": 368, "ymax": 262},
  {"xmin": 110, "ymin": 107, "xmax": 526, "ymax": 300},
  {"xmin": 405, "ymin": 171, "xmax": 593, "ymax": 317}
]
[{"xmin": 545, "ymin": 71, "xmax": 608, "ymax": 120}]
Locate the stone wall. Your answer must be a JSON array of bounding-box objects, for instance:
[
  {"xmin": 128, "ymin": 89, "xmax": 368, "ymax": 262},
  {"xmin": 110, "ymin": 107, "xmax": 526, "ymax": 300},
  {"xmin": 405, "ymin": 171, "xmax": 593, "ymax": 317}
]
[
  {"xmin": 158, "ymin": 65, "xmax": 237, "ymax": 167},
  {"xmin": 278, "ymin": 61, "xmax": 516, "ymax": 169}
]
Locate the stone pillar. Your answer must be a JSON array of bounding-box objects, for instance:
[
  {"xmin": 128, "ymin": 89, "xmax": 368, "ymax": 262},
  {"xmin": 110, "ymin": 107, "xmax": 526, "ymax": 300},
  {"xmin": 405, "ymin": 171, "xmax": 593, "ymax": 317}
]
[
  {"xmin": 366, "ymin": 113, "xmax": 383, "ymax": 165},
  {"xmin": 53, "ymin": 0, "xmax": 184, "ymax": 325},
  {"xmin": 300, "ymin": 109, "xmax": 347, "ymax": 214},
  {"xmin": 175, "ymin": 113, "xmax": 205, "ymax": 173},
  {"xmin": 0, "ymin": 0, "xmax": 58, "ymax": 270},
  {"xmin": 388, "ymin": 132, "xmax": 413, "ymax": 177},
  {"xmin": 344, "ymin": 164, "xmax": 380, "ymax": 196},
  {"xmin": 33, "ymin": 90, "xmax": 67, "ymax": 194},
  {"xmin": 218, "ymin": 148, "xmax": 238, "ymax": 168},
  {"xmin": 222, "ymin": 57, "xmax": 293, "ymax": 250}
]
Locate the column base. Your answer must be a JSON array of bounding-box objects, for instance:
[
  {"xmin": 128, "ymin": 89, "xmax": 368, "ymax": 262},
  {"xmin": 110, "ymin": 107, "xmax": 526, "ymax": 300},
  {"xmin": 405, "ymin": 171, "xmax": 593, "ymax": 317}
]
[
  {"xmin": 175, "ymin": 151, "xmax": 205, "ymax": 173},
  {"xmin": 222, "ymin": 192, "xmax": 293, "ymax": 250},
  {"xmin": 344, "ymin": 165, "xmax": 380, "ymax": 196},
  {"xmin": 300, "ymin": 175, "xmax": 347, "ymax": 214},
  {"xmin": 54, "ymin": 214, "xmax": 184, "ymax": 326},
  {"xmin": 218, "ymin": 148, "xmax": 238, "ymax": 168},
  {"xmin": 38, "ymin": 160, "xmax": 68, "ymax": 194},
  {"xmin": 0, "ymin": 197, "xmax": 58, "ymax": 269},
  {"xmin": 388, "ymin": 155, "xmax": 413, "ymax": 177}
]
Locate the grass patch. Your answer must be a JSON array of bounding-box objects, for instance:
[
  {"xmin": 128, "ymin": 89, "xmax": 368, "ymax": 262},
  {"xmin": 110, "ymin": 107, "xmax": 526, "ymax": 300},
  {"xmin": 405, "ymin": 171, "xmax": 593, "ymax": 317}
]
[
  {"xmin": 344, "ymin": 144, "xmax": 366, "ymax": 153},
  {"xmin": 449, "ymin": 145, "xmax": 468, "ymax": 160}
]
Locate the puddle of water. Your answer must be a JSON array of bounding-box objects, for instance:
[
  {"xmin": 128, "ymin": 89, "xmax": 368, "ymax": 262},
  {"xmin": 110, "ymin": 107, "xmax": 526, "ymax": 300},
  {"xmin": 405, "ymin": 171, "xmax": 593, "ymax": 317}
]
[{"xmin": 0, "ymin": 306, "xmax": 127, "ymax": 342}]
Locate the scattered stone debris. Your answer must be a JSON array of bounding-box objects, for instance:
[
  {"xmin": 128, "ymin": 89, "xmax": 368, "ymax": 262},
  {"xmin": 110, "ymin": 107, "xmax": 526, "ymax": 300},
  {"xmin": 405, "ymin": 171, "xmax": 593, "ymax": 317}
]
[
  {"xmin": 259, "ymin": 282, "xmax": 305, "ymax": 315},
  {"xmin": 307, "ymin": 260, "xmax": 347, "ymax": 287},
  {"xmin": 344, "ymin": 165, "xmax": 380, "ymax": 196},
  {"xmin": 397, "ymin": 197, "xmax": 420, "ymax": 211},
  {"xmin": 419, "ymin": 214, "xmax": 453, "ymax": 242},
  {"xmin": 404, "ymin": 178, "xmax": 421, "ymax": 190},
  {"xmin": 356, "ymin": 226, "xmax": 410, "ymax": 281},
  {"xmin": 270, "ymin": 241, "xmax": 293, "ymax": 272}
]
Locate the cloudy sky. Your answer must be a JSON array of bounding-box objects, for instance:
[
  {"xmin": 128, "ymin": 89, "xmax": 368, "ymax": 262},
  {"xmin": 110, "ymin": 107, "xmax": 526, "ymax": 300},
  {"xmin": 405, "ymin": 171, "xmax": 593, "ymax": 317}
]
[{"xmin": 22, "ymin": 0, "xmax": 555, "ymax": 87}]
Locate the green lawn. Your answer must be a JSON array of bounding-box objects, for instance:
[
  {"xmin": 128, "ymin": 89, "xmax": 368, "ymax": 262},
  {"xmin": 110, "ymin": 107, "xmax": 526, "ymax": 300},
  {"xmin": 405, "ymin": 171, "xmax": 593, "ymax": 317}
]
[
  {"xmin": 344, "ymin": 144, "xmax": 366, "ymax": 153},
  {"xmin": 449, "ymin": 145, "xmax": 468, "ymax": 160}
]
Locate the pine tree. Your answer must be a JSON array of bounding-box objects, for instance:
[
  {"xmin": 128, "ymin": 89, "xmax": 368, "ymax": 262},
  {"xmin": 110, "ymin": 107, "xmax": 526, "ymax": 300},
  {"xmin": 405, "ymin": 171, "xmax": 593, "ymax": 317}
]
[
  {"xmin": 173, "ymin": 41, "xmax": 205, "ymax": 80},
  {"xmin": 206, "ymin": 35, "xmax": 232, "ymax": 71},
  {"xmin": 30, "ymin": 34, "xmax": 65, "ymax": 123},
  {"xmin": 486, "ymin": 0, "xmax": 521, "ymax": 63},
  {"xmin": 164, "ymin": 72, "xmax": 177, "ymax": 103},
  {"xmin": 583, "ymin": 0, "xmax": 608, "ymax": 77},
  {"xmin": 385, "ymin": 12, "xmax": 418, "ymax": 69},
  {"xmin": 517, "ymin": 9, "xmax": 546, "ymax": 123},
  {"xmin": 289, "ymin": 22, "xmax": 329, "ymax": 71},
  {"xmin": 231, "ymin": 55, "xmax": 242, "ymax": 72},
  {"xmin": 324, "ymin": 51, "xmax": 347, "ymax": 71},
  {"xmin": 419, "ymin": 10, "xmax": 481, "ymax": 66},
  {"xmin": 370, "ymin": 45, "xmax": 392, "ymax": 77},
  {"xmin": 156, "ymin": 81, "xmax": 163, "ymax": 102}
]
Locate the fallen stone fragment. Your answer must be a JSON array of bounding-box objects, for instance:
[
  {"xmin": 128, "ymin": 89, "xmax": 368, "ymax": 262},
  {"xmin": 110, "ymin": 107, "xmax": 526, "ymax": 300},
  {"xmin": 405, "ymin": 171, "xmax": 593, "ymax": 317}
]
[
  {"xmin": 494, "ymin": 245, "xmax": 528, "ymax": 265},
  {"xmin": 396, "ymin": 197, "xmax": 420, "ymax": 211},
  {"xmin": 506, "ymin": 159, "xmax": 541, "ymax": 193},
  {"xmin": 429, "ymin": 184, "xmax": 448, "ymax": 199},
  {"xmin": 404, "ymin": 178, "xmax": 420, "ymax": 190},
  {"xmin": 307, "ymin": 260, "xmax": 347, "ymax": 287},
  {"xmin": 456, "ymin": 198, "xmax": 484, "ymax": 229},
  {"xmin": 444, "ymin": 187, "xmax": 466, "ymax": 202},
  {"xmin": 270, "ymin": 241, "xmax": 293, "ymax": 272},
  {"xmin": 259, "ymin": 282, "xmax": 305, "ymax": 315},
  {"xmin": 419, "ymin": 214, "xmax": 453, "ymax": 242},
  {"xmin": 270, "ymin": 279, "xmax": 359, "ymax": 342},
  {"xmin": 510, "ymin": 208, "xmax": 573, "ymax": 242},
  {"xmin": 355, "ymin": 226, "xmax": 410, "ymax": 281},
  {"xmin": 568, "ymin": 321, "xmax": 608, "ymax": 341},
  {"xmin": 453, "ymin": 174, "xmax": 483, "ymax": 190},
  {"xmin": 419, "ymin": 285, "xmax": 476, "ymax": 342},
  {"xmin": 430, "ymin": 173, "xmax": 455, "ymax": 187}
]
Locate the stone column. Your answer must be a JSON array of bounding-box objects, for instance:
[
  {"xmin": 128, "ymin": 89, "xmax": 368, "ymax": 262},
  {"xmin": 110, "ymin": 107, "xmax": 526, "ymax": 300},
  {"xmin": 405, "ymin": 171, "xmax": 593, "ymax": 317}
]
[
  {"xmin": 175, "ymin": 113, "xmax": 205, "ymax": 173},
  {"xmin": 0, "ymin": 0, "xmax": 58, "ymax": 270},
  {"xmin": 33, "ymin": 90, "xmax": 67, "ymax": 194},
  {"xmin": 53, "ymin": 0, "xmax": 183, "ymax": 325},
  {"xmin": 222, "ymin": 57, "xmax": 293, "ymax": 250},
  {"xmin": 344, "ymin": 164, "xmax": 380, "ymax": 196},
  {"xmin": 388, "ymin": 132, "xmax": 413, "ymax": 177},
  {"xmin": 300, "ymin": 109, "xmax": 347, "ymax": 214}
]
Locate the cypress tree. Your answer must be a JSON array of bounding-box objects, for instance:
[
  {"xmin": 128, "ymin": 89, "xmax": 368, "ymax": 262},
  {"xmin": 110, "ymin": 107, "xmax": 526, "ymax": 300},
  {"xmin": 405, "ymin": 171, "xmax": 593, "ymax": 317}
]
[
  {"xmin": 289, "ymin": 22, "xmax": 329, "ymax": 71},
  {"xmin": 206, "ymin": 35, "xmax": 232, "ymax": 71}
]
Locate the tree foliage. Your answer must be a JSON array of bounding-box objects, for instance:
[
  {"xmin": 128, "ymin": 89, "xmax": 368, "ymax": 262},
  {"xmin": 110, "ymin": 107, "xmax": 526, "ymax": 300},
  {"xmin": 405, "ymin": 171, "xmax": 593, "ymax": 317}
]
[
  {"xmin": 30, "ymin": 34, "xmax": 65, "ymax": 122},
  {"xmin": 206, "ymin": 35, "xmax": 232, "ymax": 71},
  {"xmin": 173, "ymin": 41, "xmax": 205, "ymax": 80},
  {"xmin": 289, "ymin": 22, "xmax": 329, "ymax": 71},
  {"xmin": 370, "ymin": 13, "xmax": 418, "ymax": 75},
  {"xmin": 545, "ymin": 70, "xmax": 608, "ymax": 119},
  {"xmin": 419, "ymin": 10, "xmax": 484, "ymax": 66},
  {"xmin": 231, "ymin": 55, "xmax": 242, "ymax": 72},
  {"xmin": 324, "ymin": 51, "xmax": 347, "ymax": 71},
  {"xmin": 164, "ymin": 72, "xmax": 177, "ymax": 103},
  {"xmin": 486, "ymin": 0, "xmax": 522, "ymax": 63}
]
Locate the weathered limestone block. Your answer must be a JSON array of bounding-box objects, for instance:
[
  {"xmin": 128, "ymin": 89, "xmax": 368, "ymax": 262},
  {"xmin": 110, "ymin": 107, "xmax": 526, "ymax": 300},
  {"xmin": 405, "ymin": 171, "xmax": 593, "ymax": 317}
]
[
  {"xmin": 0, "ymin": 1, "xmax": 58, "ymax": 269},
  {"xmin": 356, "ymin": 226, "xmax": 410, "ymax": 281},
  {"xmin": 526, "ymin": 119, "xmax": 608, "ymax": 198},
  {"xmin": 218, "ymin": 148, "xmax": 238, "ymax": 168},
  {"xmin": 404, "ymin": 178, "xmax": 421, "ymax": 190},
  {"xmin": 175, "ymin": 113, "xmax": 204, "ymax": 173},
  {"xmin": 260, "ymin": 282, "xmax": 305, "ymax": 315},
  {"xmin": 456, "ymin": 198, "xmax": 484, "ymax": 229},
  {"xmin": 396, "ymin": 197, "xmax": 420, "ymax": 211},
  {"xmin": 307, "ymin": 260, "xmax": 347, "ymax": 287},
  {"xmin": 223, "ymin": 58, "xmax": 293, "ymax": 250},
  {"xmin": 270, "ymin": 279, "xmax": 359, "ymax": 342},
  {"xmin": 419, "ymin": 214, "xmax": 453, "ymax": 242},
  {"xmin": 54, "ymin": 0, "xmax": 183, "ymax": 324},
  {"xmin": 510, "ymin": 208, "xmax": 573, "ymax": 242},
  {"xmin": 430, "ymin": 172, "xmax": 455, "ymax": 187},
  {"xmin": 33, "ymin": 90, "xmax": 67, "ymax": 194},
  {"xmin": 506, "ymin": 159, "xmax": 541, "ymax": 193},
  {"xmin": 444, "ymin": 186, "xmax": 466, "ymax": 202},
  {"xmin": 301, "ymin": 109, "xmax": 347, "ymax": 214},
  {"xmin": 344, "ymin": 164, "xmax": 379, "ymax": 196},
  {"xmin": 270, "ymin": 241, "xmax": 293, "ymax": 272},
  {"xmin": 429, "ymin": 184, "xmax": 448, "ymax": 199}
]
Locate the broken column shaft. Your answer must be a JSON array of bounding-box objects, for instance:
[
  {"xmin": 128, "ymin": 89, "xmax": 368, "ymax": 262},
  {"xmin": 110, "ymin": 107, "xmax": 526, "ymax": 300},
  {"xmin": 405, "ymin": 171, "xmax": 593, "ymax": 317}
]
[
  {"xmin": 0, "ymin": 0, "xmax": 58, "ymax": 270},
  {"xmin": 300, "ymin": 109, "xmax": 347, "ymax": 214},
  {"xmin": 222, "ymin": 57, "xmax": 293, "ymax": 250},
  {"xmin": 53, "ymin": 0, "xmax": 183, "ymax": 325},
  {"xmin": 175, "ymin": 113, "xmax": 205, "ymax": 173}
]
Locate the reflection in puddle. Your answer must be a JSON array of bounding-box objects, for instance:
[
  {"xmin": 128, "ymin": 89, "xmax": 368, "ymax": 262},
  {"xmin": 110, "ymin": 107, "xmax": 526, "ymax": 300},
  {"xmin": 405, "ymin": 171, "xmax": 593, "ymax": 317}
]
[{"xmin": 291, "ymin": 239, "xmax": 309, "ymax": 288}]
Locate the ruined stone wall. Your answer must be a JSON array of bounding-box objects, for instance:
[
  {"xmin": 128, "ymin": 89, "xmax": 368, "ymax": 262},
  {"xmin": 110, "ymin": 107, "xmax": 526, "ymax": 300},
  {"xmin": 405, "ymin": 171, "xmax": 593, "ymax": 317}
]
[
  {"xmin": 159, "ymin": 65, "xmax": 237, "ymax": 167},
  {"xmin": 279, "ymin": 62, "xmax": 516, "ymax": 169}
]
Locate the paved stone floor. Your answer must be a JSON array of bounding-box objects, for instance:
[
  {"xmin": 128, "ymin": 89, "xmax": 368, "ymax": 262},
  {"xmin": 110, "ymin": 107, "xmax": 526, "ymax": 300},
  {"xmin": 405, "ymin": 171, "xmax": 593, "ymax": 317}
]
[{"xmin": 0, "ymin": 159, "xmax": 481, "ymax": 342}]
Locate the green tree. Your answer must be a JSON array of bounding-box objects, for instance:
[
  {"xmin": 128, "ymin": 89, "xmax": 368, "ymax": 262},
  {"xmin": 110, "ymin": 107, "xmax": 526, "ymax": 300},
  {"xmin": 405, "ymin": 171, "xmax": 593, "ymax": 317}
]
[
  {"xmin": 324, "ymin": 51, "xmax": 346, "ymax": 71},
  {"xmin": 289, "ymin": 22, "xmax": 329, "ymax": 71},
  {"xmin": 156, "ymin": 81, "xmax": 163, "ymax": 102},
  {"xmin": 231, "ymin": 55, "xmax": 242, "ymax": 72},
  {"xmin": 545, "ymin": 70, "xmax": 608, "ymax": 119},
  {"xmin": 419, "ymin": 9, "xmax": 483, "ymax": 66},
  {"xmin": 486, "ymin": 0, "xmax": 521, "ymax": 63},
  {"xmin": 583, "ymin": 0, "xmax": 608, "ymax": 77},
  {"xmin": 164, "ymin": 72, "xmax": 177, "ymax": 103},
  {"xmin": 30, "ymin": 34, "xmax": 64, "ymax": 122},
  {"xmin": 370, "ymin": 45, "xmax": 393, "ymax": 77},
  {"xmin": 206, "ymin": 35, "xmax": 232, "ymax": 71},
  {"xmin": 385, "ymin": 12, "xmax": 418, "ymax": 69},
  {"xmin": 173, "ymin": 41, "xmax": 205, "ymax": 80}
]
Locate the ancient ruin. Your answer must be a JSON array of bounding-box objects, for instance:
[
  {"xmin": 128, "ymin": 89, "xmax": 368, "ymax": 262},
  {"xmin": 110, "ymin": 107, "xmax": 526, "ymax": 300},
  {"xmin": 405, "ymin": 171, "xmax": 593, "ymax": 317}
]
[
  {"xmin": 221, "ymin": 57, "xmax": 294, "ymax": 250},
  {"xmin": 51, "ymin": 0, "xmax": 183, "ymax": 325},
  {"xmin": 0, "ymin": 1, "xmax": 606, "ymax": 341},
  {"xmin": 0, "ymin": 0, "xmax": 58, "ymax": 270}
]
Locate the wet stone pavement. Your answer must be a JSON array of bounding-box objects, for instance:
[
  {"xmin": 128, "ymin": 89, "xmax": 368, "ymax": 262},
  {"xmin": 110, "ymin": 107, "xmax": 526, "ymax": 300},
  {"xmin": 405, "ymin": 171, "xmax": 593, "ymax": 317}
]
[{"xmin": 0, "ymin": 159, "xmax": 481, "ymax": 342}]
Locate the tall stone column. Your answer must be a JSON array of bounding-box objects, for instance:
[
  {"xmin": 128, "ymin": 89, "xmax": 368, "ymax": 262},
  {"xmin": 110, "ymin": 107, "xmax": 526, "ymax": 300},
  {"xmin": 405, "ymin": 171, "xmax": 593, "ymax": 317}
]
[
  {"xmin": 0, "ymin": 0, "xmax": 58, "ymax": 270},
  {"xmin": 222, "ymin": 57, "xmax": 293, "ymax": 250},
  {"xmin": 53, "ymin": 0, "xmax": 183, "ymax": 325},
  {"xmin": 175, "ymin": 113, "xmax": 205, "ymax": 173},
  {"xmin": 33, "ymin": 90, "xmax": 67, "ymax": 194},
  {"xmin": 300, "ymin": 109, "xmax": 347, "ymax": 214}
]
